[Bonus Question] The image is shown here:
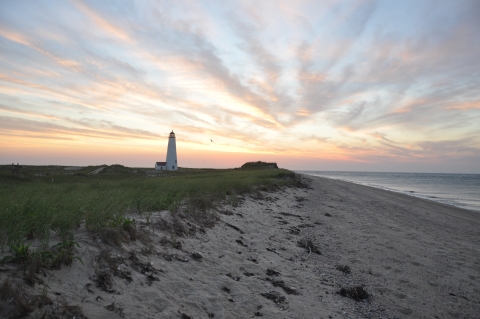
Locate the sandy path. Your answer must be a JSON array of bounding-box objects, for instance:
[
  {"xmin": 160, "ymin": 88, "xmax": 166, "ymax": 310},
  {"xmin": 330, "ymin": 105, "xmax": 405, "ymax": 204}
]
[
  {"xmin": 1, "ymin": 174, "xmax": 479, "ymax": 318},
  {"xmin": 89, "ymin": 167, "xmax": 105, "ymax": 174}
]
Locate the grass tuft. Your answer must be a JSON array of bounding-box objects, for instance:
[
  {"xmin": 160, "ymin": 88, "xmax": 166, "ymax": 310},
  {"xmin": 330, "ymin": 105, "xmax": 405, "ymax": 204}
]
[{"xmin": 0, "ymin": 280, "xmax": 33, "ymax": 317}]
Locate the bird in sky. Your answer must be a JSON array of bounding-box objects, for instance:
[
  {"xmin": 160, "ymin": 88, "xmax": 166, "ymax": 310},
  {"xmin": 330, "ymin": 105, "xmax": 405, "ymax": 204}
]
[{"xmin": 210, "ymin": 139, "xmax": 213, "ymax": 142}]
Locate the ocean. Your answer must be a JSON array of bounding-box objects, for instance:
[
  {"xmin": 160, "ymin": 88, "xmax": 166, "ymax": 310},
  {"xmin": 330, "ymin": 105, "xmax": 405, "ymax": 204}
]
[{"xmin": 298, "ymin": 171, "xmax": 480, "ymax": 213}]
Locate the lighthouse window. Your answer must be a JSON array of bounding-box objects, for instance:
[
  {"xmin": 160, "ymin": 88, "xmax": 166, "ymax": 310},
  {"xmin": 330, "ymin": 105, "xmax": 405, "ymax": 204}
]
[{"xmin": 172, "ymin": 166, "xmax": 175, "ymax": 169}]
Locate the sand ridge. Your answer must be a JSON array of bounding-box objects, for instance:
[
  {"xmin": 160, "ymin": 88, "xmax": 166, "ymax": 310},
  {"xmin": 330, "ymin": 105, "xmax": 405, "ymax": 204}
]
[{"xmin": 1, "ymin": 175, "xmax": 479, "ymax": 318}]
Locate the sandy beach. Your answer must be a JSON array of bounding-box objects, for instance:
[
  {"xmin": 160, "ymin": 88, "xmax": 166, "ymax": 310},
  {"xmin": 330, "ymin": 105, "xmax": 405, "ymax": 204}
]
[{"xmin": 1, "ymin": 174, "xmax": 479, "ymax": 318}]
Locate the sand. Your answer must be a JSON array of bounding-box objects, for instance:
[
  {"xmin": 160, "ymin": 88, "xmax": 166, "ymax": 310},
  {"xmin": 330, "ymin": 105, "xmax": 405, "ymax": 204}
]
[{"xmin": 1, "ymin": 174, "xmax": 479, "ymax": 318}]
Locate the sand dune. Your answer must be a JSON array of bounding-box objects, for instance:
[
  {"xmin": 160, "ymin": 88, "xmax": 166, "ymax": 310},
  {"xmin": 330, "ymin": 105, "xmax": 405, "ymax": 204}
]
[{"xmin": 1, "ymin": 174, "xmax": 479, "ymax": 318}]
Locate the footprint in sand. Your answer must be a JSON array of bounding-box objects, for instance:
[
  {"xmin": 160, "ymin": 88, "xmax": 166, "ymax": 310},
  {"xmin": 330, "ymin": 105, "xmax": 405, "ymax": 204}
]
[
  {"xmin": 397, "ymin": 307, "xmax": 413, "ymax": 315},
  {"xmin": 428, "ymin": 281, "xmax": 439, "ymax": 287},
  {"xmin": 374, "ymin": 286, "xmax": 390, "ymax": 294},
  {"xmin": 447, "ymin": 311, "xmax": 461, "ymax": 318},
  {"xmin": 394, "ymin": 293, "xmax": 407, "ymax": 300},
  {"xmin": 406, "ymin": 283, "xmax": 419, "ymax": 289},
  {"xmin": 389, "ymin": 258, "xmax": 403, "ymax": 264}
]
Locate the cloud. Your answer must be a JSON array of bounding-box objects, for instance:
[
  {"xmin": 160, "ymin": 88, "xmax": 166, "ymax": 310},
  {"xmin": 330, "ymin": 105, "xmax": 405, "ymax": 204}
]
[
  {"xmin": 0, "ymin": 28, "xmax": 83, "ymax": 73},
  {"xmin": 230, "ymin": 15, "xmax": 293, "ymax": 112},
  {"xmin": 370, "ymin": 131, "xmax": 395, "ymax": 144},
  {"xmin": 416, "ymin": 137, "xmax": 480, "ymax": 158},
  {"xmin": 0, "ymin": 0, "xmax": 479, "ymax": 171},
  {"xmin": 0, "ymin": 116, "xmax": 161, "ymax": 141},
  {"xmin": 72, "ymin": 0, "xmax": 132, "ymax": 43},
  {"xmin": 446, "ymin": 101, "xmax": 480, "ymax": 110},
  {"xmin": 0, "ymin": 104, "xmax": 59, "ymax": 120},
  {"xmin": 327, "ymin": 101, "xmax": 367, "ymax": 128}
]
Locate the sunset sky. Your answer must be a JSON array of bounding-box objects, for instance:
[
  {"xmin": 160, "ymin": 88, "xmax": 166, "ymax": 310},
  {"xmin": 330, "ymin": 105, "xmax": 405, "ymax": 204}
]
[{"xmin": 1, "ymin": 0, "xmax": 479, "ymax": 172}]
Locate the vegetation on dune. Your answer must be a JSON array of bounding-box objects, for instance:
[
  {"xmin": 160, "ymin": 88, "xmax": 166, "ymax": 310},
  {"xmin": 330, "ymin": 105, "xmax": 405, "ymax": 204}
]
[
  {"xmin": 0, "ymin": 164, "xmax": 307, "ymax": 317},
  {"xmin": 240, "ymin": 161, "xmax": 279, "ymax": 169},
  {"xmin": 0, "ymin": 164, "xmax": 301, "ymax": 253}
]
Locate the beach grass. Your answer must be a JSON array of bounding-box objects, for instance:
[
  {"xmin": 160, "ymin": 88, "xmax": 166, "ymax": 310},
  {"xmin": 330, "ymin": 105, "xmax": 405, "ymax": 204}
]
[{"xmin": 0, "ymin": 164, "xmax": 299, "ymax": 250}]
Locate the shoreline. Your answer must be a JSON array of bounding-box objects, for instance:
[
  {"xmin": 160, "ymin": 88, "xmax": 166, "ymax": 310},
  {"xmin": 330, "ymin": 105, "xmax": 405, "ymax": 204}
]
[
  {"xmin": 1, "ymin": 174, "xmax": 479, "ymax": 318},
  {"xmin": 302, "ymin": 174, "xmax": 480, "ymax": 318},
  {"xmin": 300, "ymin": 171, "xmax": 480, "ymax": 213}
]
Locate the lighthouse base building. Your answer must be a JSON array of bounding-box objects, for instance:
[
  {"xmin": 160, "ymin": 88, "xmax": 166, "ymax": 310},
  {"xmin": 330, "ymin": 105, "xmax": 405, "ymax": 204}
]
[
  {"xmin": 155, "ymin": 162, "xmax": 167, "ymax": 170},
  {"xmin": 155, "ymin": 131, "xmax": 178, "ymax": 171}
]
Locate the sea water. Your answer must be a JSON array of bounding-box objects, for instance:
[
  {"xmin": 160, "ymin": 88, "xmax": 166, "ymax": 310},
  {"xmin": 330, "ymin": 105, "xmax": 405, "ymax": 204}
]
[{"xmin": 298, "ymin": 171, "xmax": 480, "ymax": 213}]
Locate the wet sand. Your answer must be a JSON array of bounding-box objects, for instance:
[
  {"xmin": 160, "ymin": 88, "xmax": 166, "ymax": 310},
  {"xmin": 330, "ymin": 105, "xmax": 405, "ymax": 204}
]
[{"xmin": 1, "ymin": 174, "xmax": 479, "ymax": 318}]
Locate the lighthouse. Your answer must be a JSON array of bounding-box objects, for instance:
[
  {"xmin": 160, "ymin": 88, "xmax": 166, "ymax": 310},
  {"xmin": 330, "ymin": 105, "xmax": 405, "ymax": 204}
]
[
  {"xmin": 166, "ymin": 131, "xmax": 178, "ymax": 170},
  {"xmin": 155, "ymin": 131, "xmax": 178, "ymax": 171}
]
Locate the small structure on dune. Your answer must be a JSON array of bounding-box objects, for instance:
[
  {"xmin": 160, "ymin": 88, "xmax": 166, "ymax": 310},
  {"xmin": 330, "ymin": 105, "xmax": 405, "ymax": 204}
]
[
  {"xmin": 240, "ymin": 161, "xmax": 278, "ymax": 170},
  {"xmin": 155, "ymin": 131, "xmax": 178, "ymax": 171},
  {"xmin": 11, "ymin": 163, "xmax": 20, "ymax": 175}
]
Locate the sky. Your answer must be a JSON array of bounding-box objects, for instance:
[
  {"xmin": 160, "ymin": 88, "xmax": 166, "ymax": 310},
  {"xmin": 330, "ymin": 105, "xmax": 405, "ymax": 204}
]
[{"xmin": 1, "ymin": 0, "xmax": 479, "ymax": 173}]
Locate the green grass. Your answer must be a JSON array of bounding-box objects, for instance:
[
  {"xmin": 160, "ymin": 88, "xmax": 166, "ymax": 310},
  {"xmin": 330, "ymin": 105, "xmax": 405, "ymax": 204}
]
[{"xmin": 0, "ymin": 164, "xmax": 299, "ymax": 249}]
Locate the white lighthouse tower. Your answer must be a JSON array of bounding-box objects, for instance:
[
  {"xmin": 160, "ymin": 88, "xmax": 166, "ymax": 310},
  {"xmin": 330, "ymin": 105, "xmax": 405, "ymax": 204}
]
[
  {"xmin": 155, "ymin": 131, "xmax": 178, "ymax": 171},
  {"xmin": 166, "ymin": 131, "xmax": 178, "ymax": 170}
]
